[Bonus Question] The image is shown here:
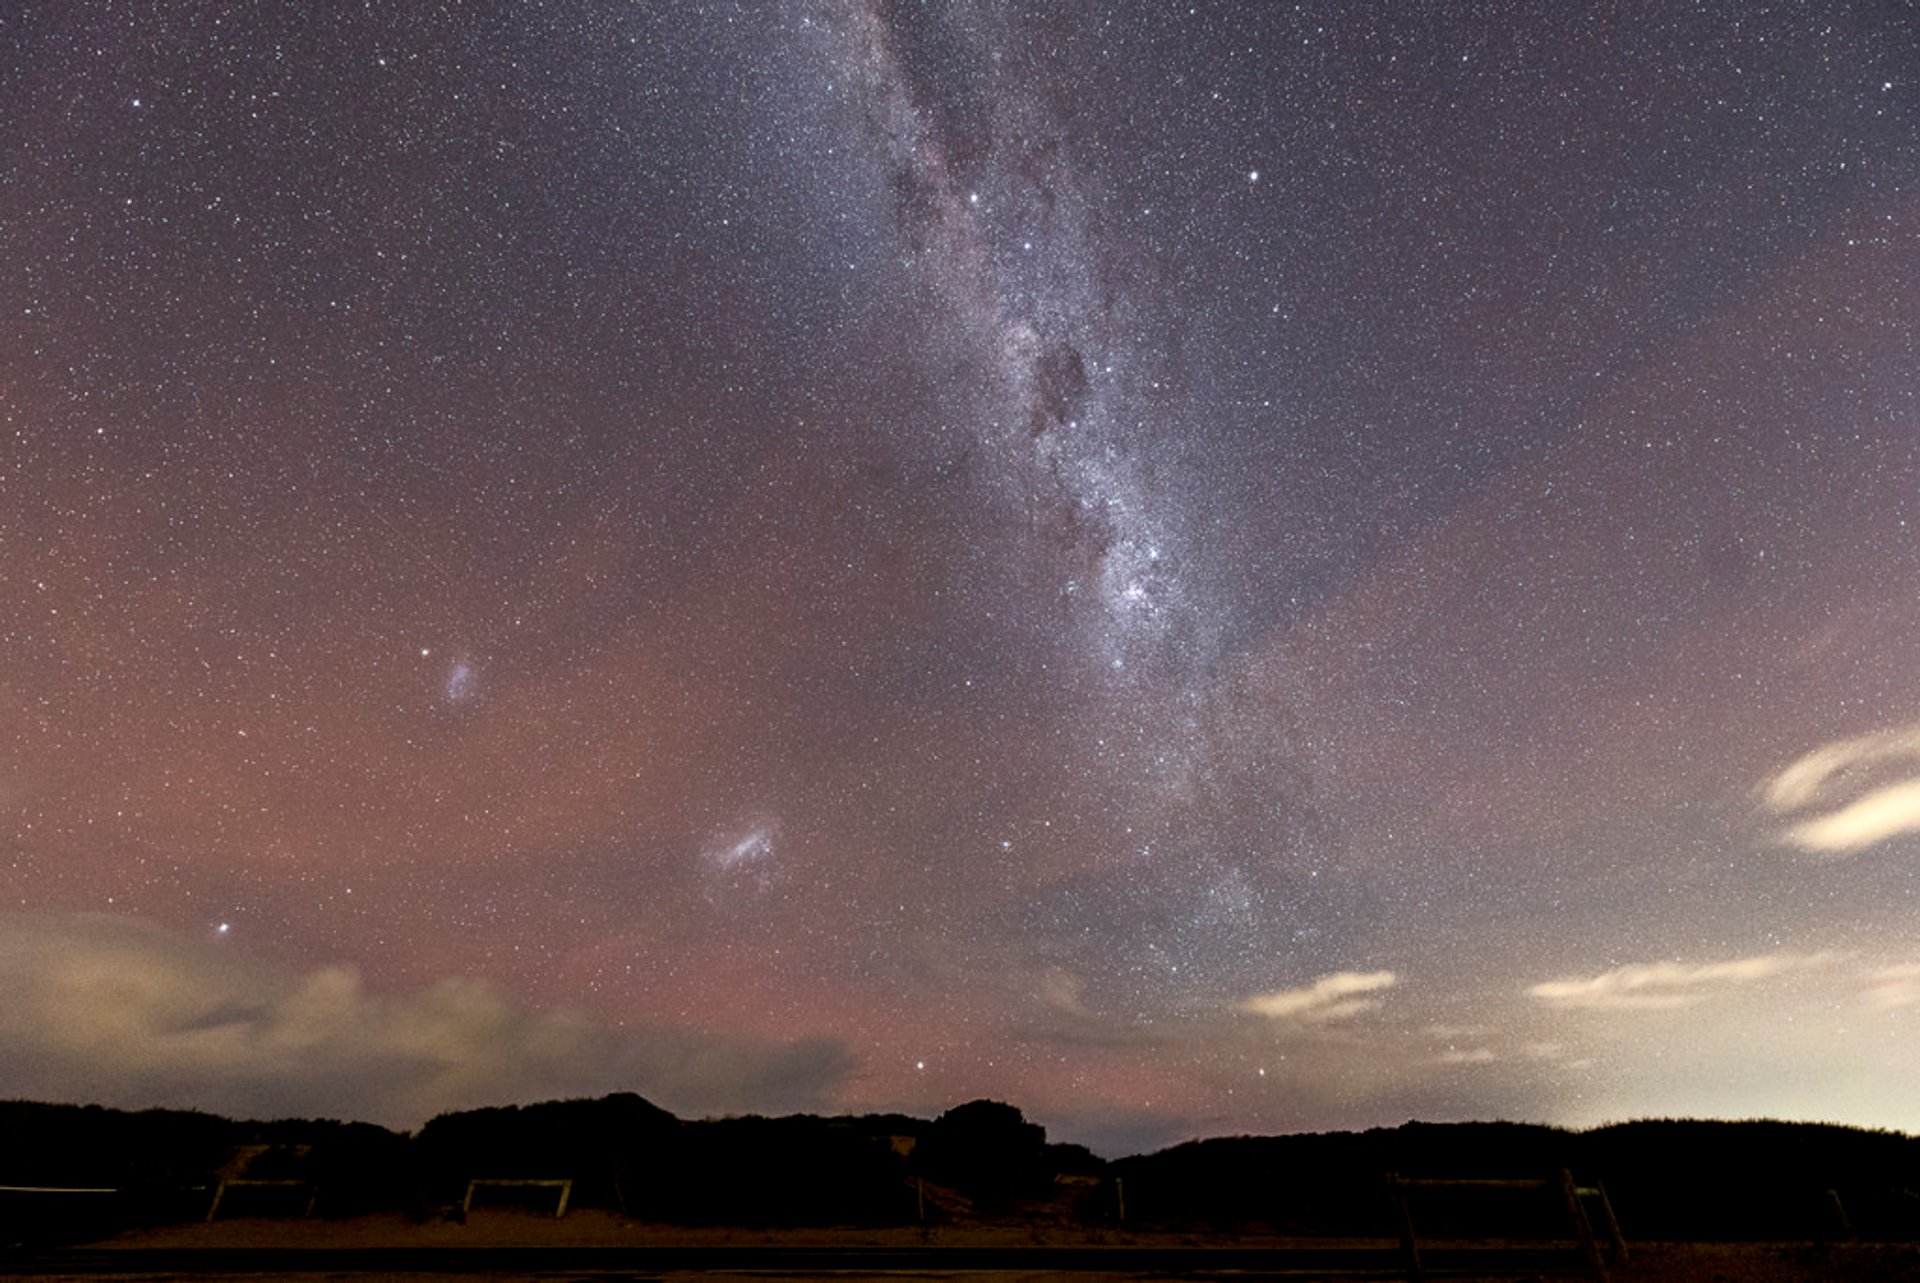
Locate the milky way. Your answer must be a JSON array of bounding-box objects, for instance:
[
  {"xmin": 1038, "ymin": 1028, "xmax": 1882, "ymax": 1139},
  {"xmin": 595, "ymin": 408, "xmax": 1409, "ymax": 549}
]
[{"xmin": 2, "ymin": 2, "xmax": 1918, "ymax": 1153}]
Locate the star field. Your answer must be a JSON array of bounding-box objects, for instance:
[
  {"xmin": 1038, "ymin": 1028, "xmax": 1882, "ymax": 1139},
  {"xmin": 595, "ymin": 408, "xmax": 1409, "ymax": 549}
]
[{"xmin": 2, "ymin": 2, "xmax": 1918, "ymax": 1152}]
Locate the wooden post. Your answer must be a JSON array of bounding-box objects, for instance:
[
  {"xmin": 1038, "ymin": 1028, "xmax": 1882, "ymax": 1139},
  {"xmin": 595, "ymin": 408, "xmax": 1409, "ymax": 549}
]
[
  {"xmin": 1385, "ymin": 1173, "xmax": 1423, "ymax": 1283},
  {"xmin": 204, "ymin": 1181, "xmax": 227, "ymax": 1223},
  {"xmin": 1588, "ymin": 1181, "xmax": 1627, "ymax": 1263},
  {"xmin": 553, "ymin": 1179, "xmax": 572, "ymax": 1218},
  {"xmin": 1115, "ymin": 1176, "xmax": 1125, "ymax": 1225},
  {"xmin": 916, "ymin": 1177, "xmax": 925, "ymax": 1223},
  {"xmin": 1826, "ymin": 1189, "xmax": 1854, "ymax": 1242},
  {"xmin": 1556, "ymin": 1169, "xmax": 1608, "ymax": 1283}
]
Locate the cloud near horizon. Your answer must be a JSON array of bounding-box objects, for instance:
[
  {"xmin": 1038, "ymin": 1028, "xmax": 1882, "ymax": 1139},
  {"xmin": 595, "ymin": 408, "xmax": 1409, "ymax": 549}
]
[
  {"xmin": 0, "ymin": 914, "xmax": 852, "ymax": 1127},
  {"xmin": 1527, "ymin": 953, "xmax": 1836, "ymax": 1012},
  {"xmin": 1761, "ymin": 723, "xmax": 1920, "ymax": 856},
  {"xmin": 1862, "ymin": 963, "xmax": 1920, "ymax": 1011},
  {"xmin": 1241, "ymin": 970, "xmax": 1397, "ymax": 1023}
]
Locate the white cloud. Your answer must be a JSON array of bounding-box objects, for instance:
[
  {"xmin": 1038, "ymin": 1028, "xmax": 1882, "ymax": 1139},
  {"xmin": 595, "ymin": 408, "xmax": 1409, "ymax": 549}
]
[
  {"xmin": 1862, "ymin": 963, "xmax": 1920, "ymax": 1011},
  {"xmin": 0, "ymin": 914, "xmax": 851, "ymax": 1127},
  {"xmin": 1436, "ymin": 1047, "xmax": 1497, "ymax": 1065},
  {"xmin": 1762, "ymin": 723, "xmax": 1920, "ymax": 856},
  {"xmin": 1242, "ymin": 970, "xmax": 1396, "ymax": 1022},
  {"xmin": 1782, "ymin": 781, "xmax": 1920, "ymax": 855},
  {"xmin": 1764, "ymin": 725, "xmax": 1920, "ymax": 810},
  {"xmin": 1527, "ymin": 953, "xmax": 1835, "ymax": 1011}
]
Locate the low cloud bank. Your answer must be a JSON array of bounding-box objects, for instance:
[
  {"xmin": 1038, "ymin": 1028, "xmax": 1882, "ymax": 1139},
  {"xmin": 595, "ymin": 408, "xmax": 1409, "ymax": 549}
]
[{"xmin": 0, "ymin": 914, "xmax": 851, "ymax": 1127}]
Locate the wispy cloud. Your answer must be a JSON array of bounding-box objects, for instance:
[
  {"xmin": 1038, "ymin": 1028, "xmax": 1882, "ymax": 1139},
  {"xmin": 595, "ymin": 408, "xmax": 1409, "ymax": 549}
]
[
  {"xmin": 1862, "ymin": 963, "xmax": 1920, "ymax": 1011},
  {"xmin": 1242, "ymin": 970, "xmax": 1396, "ymax": 1022},
  {"xmin": 0, "ymin": 914, "xmax": 852, "ymax": 1126},
  {"xmin": 1436, "ymin": 1046, "xmax": 1497, "ymax": 1065},
  {"xmin": 1781, "ymin": 782, "xmax": 1920, "ymax": 855},
  {"xmin": 1528, "ymin": 953, "xmax": 1835, "ymax": 1011},
  {"xmin": 1762, "ymin": 723, "xmax": 1920, "ymax": 856}
]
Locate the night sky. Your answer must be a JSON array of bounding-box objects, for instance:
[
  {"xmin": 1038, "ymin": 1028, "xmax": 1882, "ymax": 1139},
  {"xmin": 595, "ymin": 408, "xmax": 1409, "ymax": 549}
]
[{"xmin": 3, "ymin": 2, "xmax": 1918, "ymax": 1156}]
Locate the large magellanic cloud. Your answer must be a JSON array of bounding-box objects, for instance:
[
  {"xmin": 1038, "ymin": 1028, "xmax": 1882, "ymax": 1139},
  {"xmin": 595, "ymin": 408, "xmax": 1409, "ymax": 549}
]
[
  {"xmin": 0, "ymin": 914, "xmax": 852, "ymax": 1126},
  {"xmin": 1761, "ymin": 723, "xmax": 1920, "ymax": 856}
]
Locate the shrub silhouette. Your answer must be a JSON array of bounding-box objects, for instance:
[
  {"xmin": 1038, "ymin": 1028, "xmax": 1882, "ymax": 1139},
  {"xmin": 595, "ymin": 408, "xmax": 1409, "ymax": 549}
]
[
  {"xmin": 4, "ymin": 1097, "xmax": 1916, "ymax": 1239},
  {"xmin": 914, "ymin": 1099, "xmax": 1051, "ymax": 1209},
  {"xmin": 1113, "ymin": 1118, "xmax": 1920, "ymax": 1240},
  {"xmin": 414, "ymin": 1092, "xmax": 679, "ymax": 1212},
  {"xmin": 648, "ymin": 1114, "xmax": 914, "ymax": 1225}
]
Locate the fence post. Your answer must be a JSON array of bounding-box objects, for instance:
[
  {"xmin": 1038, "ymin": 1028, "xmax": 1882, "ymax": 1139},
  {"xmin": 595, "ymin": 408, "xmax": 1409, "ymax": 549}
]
[
  {"xmin": 1557, "ymin": 1169, "xmax": 1608, "ymax": 1282},
  {"xmin": 1590, "ymin": 1181, "xmax": 1627, "ymax": 1263},
  {"xmin": 1116, "ymin": 1176, "xmax": 1125, "ymax": 1225},
  {"xmin": 1826, "ymin": 1189, "xmax": 1855, "ymax": 1242},
  {"xmin": 1385, "ymin": 1173, "xmax": 1423, "ymax": 1283}
]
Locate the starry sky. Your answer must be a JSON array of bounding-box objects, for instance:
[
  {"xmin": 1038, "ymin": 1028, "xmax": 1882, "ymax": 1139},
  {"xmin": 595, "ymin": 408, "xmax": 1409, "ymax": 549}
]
[{"xmin": 3, "ymin": 2, "xmax": 1918, "ymax": 1156}]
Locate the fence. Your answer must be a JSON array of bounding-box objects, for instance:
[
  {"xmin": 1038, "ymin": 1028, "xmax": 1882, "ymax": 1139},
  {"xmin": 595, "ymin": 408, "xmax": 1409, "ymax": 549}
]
[
  {"xmin": 204, "ymin": 1178, "xmax": 318, "ymax": 1221},
  {"xmin": 1384, "ymin": 1169, "xmax": 1626, "ymax": 1282},
  {"xmin": 462, "ymin": 1178, "xmax": 573, "ymax": 1218}
]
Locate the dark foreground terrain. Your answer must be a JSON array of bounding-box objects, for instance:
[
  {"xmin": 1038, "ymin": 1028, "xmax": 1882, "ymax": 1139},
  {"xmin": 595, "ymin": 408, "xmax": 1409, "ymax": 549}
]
[
  {"xmin": 6, "ymin": 1220, "xmax": 1920, "ymax": 1283},
  {"xmin": 4, "ymin": 1096, "xmax": 1918, "ymax": 1279}
]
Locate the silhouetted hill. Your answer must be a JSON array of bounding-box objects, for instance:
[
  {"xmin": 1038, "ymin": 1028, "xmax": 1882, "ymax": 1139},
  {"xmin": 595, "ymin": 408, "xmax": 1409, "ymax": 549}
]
[
  {"xmin": 1582, "ymin": 1119, "xmax": 1920, "ymax": 1241},
  {"xmin": 1, "ymin": 1101, "xmax": 237, "ymax": 1193},
  {"xmin": 1113, "ymin": 1118, "xmax": 1920, "ymax": 1241},
  {"xmin": 647, "ymin": 1113, "xmax": 916, "ymax": 1225},
  {"xmin": 415, "ymin": 1092, "xmax": 678, "ymax": 1212},
  {"xmin": 0, "ymin": 1100, "xmax": 409, "ymax": 1199},
  {"xmin": 0, "ymin": 1100, "xmax": 413, "ymax": 1243},
  {"xmin": 4, "ymin": 1097, "xmax": 1917, "ymax": 1244},
  {"xmin": 916, "ymin": 1099, "xmax": 1052, "ymax": 1208}
]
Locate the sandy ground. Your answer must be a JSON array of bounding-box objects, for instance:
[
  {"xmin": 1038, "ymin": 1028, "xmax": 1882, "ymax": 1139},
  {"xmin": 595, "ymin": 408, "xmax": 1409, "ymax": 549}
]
[
  {"xmin": 93, "ymin": 1209, "xmax": 1294, "ymax": 1249},
  {"xmin": 1609, "ymin": 1241, "xmax": 1920, "ymax": 1282},
  {"xmin": 13, "ymin": 1214, "xmax": 1914, "ymax": 1281}
]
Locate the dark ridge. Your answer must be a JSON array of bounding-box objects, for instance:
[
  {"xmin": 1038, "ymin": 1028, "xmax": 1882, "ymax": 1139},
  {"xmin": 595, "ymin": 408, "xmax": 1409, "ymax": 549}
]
[{"xmin": 3, "ymin": 1098, "xmax": 1917, "ymax": 1246}]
